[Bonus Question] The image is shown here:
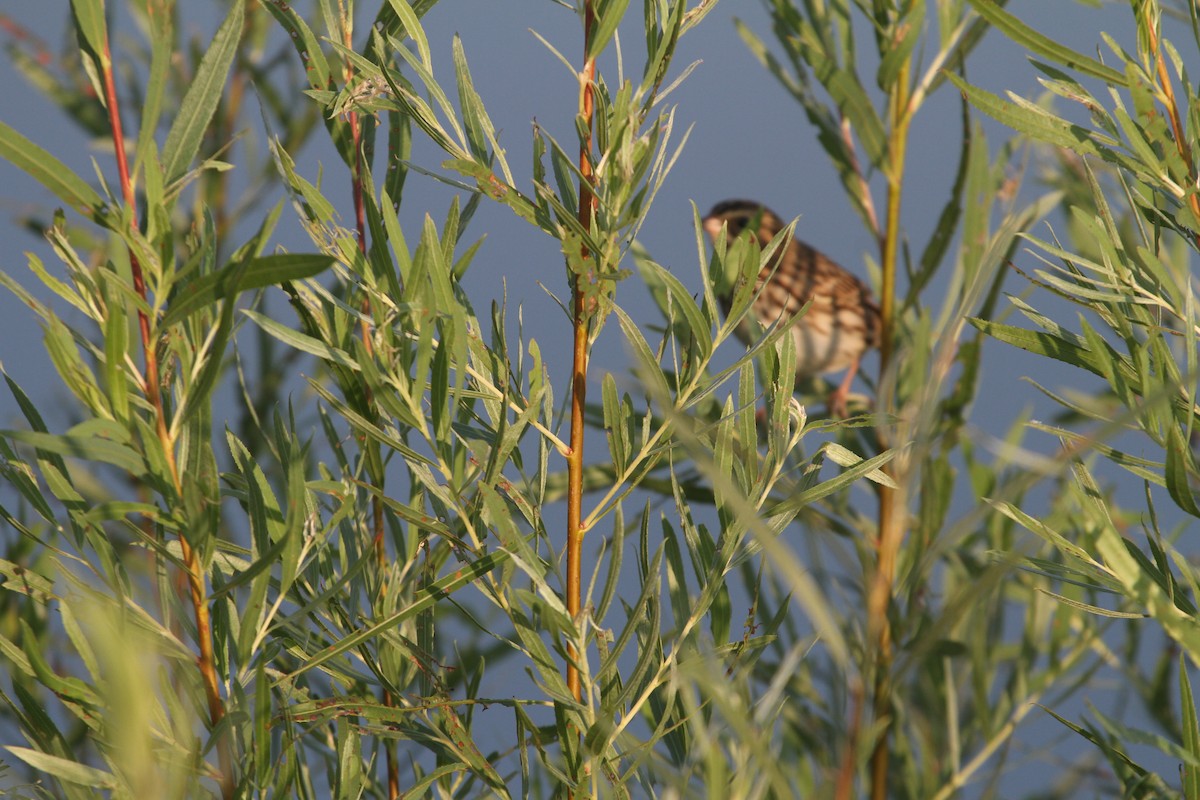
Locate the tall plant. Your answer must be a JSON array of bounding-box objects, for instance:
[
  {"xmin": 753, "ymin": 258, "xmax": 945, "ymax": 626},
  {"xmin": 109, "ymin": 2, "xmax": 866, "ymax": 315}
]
[
  {"xmin": 1, "ymin": 0, "xmax": 1191, "ymax": 797},
  {"xmin": 710, "ymin": 0, "xmax": 1142, "ymax": 797},
  {"xmin": 956, "ymin": 0, "xmax": 1200, "ymax": 794},
  {"xmin": 0, "ymin": 0, "xmax": 876, "ymax": 796}
]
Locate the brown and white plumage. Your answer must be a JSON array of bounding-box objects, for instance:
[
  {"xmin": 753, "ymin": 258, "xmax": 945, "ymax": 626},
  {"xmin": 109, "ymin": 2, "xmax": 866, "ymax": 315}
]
[{"xmin": 703, "ymin": 199, "xmax": 880, "ymax": 416}]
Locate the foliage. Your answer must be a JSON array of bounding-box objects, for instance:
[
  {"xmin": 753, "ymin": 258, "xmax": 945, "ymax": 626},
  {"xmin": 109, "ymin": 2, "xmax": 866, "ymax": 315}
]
[
  {"xmin": 0, "ymin": 0, "xmax": 1196, "ymax": 798},
  {"xmin": 955, "ymin": 0, "xmax": 1200, "ymax": 795}
]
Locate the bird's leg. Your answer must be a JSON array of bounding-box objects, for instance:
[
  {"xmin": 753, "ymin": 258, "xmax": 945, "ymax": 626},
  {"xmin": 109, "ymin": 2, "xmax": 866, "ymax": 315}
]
[{"xmin": 828, "ymin": 357, "xmax": 862, "ymax": 418}]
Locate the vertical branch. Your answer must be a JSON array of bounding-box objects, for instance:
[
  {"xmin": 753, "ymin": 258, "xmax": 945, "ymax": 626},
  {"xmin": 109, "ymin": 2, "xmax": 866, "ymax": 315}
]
[
  {"xmin": 349, "ymin": 118, "xmax": 369, "ymax": 255},
  {"xmin": 868, "ymin": 45, "xmax": 912, "ymax": 800},
  {"xmin": 1144, "ymin": 4, "xmax": 1200, "ymax": 249},
  {"xmin": 99, "ymin": 36, "xmax": 233, "ymax": 800},
  {"xmin": 350, "ymin": 99, "xmax": 398, "ymax": 800},
  {"xmin": 835, "ymin": 682, "xmax": 865, "ymax": 800},
  {"xmin": 566, "ymin": 0, "xmax": 598, "ymax": 708},
  {"xmin": 340, "ymin": 9, "xmax": 397, "ymax": 797},
  {"xmin": 340, "ymin": 26, "xmax": 384, "ymax": 570},
  {"xmin": 349, "ymin": 107, "xmax": 389, "ymax": 577}
]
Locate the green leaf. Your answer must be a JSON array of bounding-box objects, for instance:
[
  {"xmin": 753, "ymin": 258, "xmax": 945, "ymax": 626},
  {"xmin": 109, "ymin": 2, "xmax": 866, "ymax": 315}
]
[
  {"xmin": 263, "ymin": 0, "xmax": 332, "ymax": 89},
  {"xmin": 243, "ymin": 308, "xmax": 355, "ymax": 367},
  {"xmin": 43, "ymin": 315, "xmax": 108, "ymax": 416},
  {"xmin": 21, "ymin": 619, "xmax": 102, "ymax": 716},
  {"xmin": 5, "ymin": 747, "xmax": 117, "ymax": 789},
  {"xmin": 1166, "ymin": 426, "xmax": 1200, "ymax": 518},
  {"xmin": 135, "ymin": 0, "xmax": 173, "ymax": 163},
  {"xmin": 162, "ymin": 253, "xmax": 334, "ymax": 327},
  {"xmin": 161, "ymin": 0, "xmax": 245, "ymax": 184},
  {"xmin": 601, "ymin": 373, "xmax": 627, "ymax": 474},
  {"xmin": 101, "ymin": 279, "xmax": 130, "ymax": 423},
  {"xmin": 81, "ymin": 501, "xmax": 172, "ymax": 527},
  {"xmin": 69, "ymin": 0, "xmax": 108, "ymax": 67},
  {"xmin": 635, "ymin": 244, "xmax": 713, "ymax": 364},
  {"xmin": 278, "ymin": 548, "xmax": 510, "ymax": 683},
  {"xmin": 613, "ymin": 305, "xmax": 672, "ymax": 404},
  {"xmin": 0, "ymin": 560, "xmax": 55, "ymax": 603},
  {"xmin": 385, "ymin": 0, "xmax": 432, "ymax": 69},
  {"xmin": 0, "ymin": 121, "xmax": 104, "ymax": 217},
  {"xmin": 965, "ymin": 0, "xmax": 1127, "ymax": 86},
  {"xmin": 946, "ymin": 73, "xmax": 1138, "ymax": 177},
  {"xmin": 451, "ymin": 35, "xmax": 496, "ymax": 166},
  {"xmin": 767, "ymin": 445, "xmax": 899, "ymax": 516},
  {"xmin": 1182, "ymin": 653, "xmax": 1200, "ymax": 800},
  {"xmin": 877, "ymin": 0, "xmax": 923, "ymax": 90},
  {"xmin": 969, "ymin": 315, "xmax": 1134, "ymax": 385},
  {"xmin": 589, "ymin": 0, "xmax": 632, "ymax": 60},
  {"xmin": 822, "ymin": 443, "xmax": 898, "ymax": 488},
  {"xmin": 985, "ymin": 498, "xmax": 1097, "ymax": 565},
  {"xmin": 2, "ymin": 430, "xmax": 145, "ymax": 476},
  {"xmin": 308, "ymin": 381, "xmax": 432, "ymax": 467}
]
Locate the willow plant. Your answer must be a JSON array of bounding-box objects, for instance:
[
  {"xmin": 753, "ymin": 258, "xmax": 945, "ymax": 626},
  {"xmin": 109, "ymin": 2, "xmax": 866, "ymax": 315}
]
[
  {"xmin": 955, "ymin": 1, "xmax": 1200, "ymax": 795},
  {"xmin": 723, "ymin": 1, "xmax": 1070, "ymax": 796},
  {"xmin": 0, "ymin": 0, "xmax": 869, "ymax": 796},
  {"xmin": 705, "ymin": 0, "xmax": 1187, "ymax": 797},
  {"xmin": 0, "ymin": 0, "xmax": 1195, "ymax": 798}
]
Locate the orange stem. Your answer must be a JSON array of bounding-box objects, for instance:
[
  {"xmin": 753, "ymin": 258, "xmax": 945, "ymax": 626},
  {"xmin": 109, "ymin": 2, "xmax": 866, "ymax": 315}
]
[
  {"xmin": 868, "ymin": 32, "xmax": 912, "ymax": 800},
  {"xmin": 1145, "ymin": 6, "xmax": 1200, "ymax": 249},
  {"xmin": 340, "ymin": 17, "xmax": 395, "ymax": 792},
  {"xmin": 566, "ymin": 0, "xmax": 597, "ymax": 711},
  {"xmin": 100, "ymin": 38, "xmax": 232, "ymax": 798}
]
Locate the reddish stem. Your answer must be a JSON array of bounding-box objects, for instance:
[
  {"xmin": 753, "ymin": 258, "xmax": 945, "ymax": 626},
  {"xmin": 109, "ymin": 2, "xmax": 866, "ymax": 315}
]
[
  {"xmin": 566, "ymin": 1, "xmax": 597, "ymax": 711},
  {"xmin": 345, "ymin": 44, "xmax": 396, "ymax": 795},
  {"xmin": 100, "ymin": 38, "xmax": 232, "ymax": 798}
]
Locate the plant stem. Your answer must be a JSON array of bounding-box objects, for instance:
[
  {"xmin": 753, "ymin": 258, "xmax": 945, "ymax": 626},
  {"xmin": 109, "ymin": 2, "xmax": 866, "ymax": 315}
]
[
  {"xmin": 345, "ymin": 64, "xmax": 385, "ymax": 572},
  {"xmin": 835, "ymin": 678, "xmax": 865, "ymax": 800},
  {"xmin": 1144, "ymin": 2, "xmax": 1200, "ymax": 249},
  {"xmin": 342, "ymin": 10, "xmax": 398, "ymax": 791},
  {"xmin": 868, "ymin": 45, "xmax": 912, "ymax": 800},
  {"xmin": 567, "ymin": 0, "xmax": 598, "ymax": 713},
  {"xmin": 99, "ymin": 37, "xmax": 233, "ymax": 800}
]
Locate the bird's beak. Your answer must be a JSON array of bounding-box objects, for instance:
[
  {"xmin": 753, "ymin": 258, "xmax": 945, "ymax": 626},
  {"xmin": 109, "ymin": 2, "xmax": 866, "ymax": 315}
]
[{"xmin": 702, "ymin": 216, "xmax": 724, "ymax": 241}]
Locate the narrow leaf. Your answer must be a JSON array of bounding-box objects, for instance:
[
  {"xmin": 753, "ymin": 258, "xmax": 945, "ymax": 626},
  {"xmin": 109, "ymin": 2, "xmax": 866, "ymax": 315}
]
[
  {"xmin": 6, "ymin": 747, "xmax": 117, "ymax": 789},
  {"xmin": 69, "ymin": 0, "xmax": 108, "ymax": 67},
  {"xmin": 162, "ymin": 253, "xmax": 334, "ymax": 327},
  {"xmin": 1182, "ymin": 654, "xmax": 1200, "ymax": 800},
  {"xmin": 966, "ymin": 0, "xmax": 1127, "ymax": 85},
  {"xmin": 2, "ymin": 430, "xmax": 145, "ymax": 475},
  {"xmin": 161, "ymin": 0, "xmax": 245, "ymax": 184},
  {"xmin": 0, "ymin": 121, "xmax": 104, "ymax": 217}
]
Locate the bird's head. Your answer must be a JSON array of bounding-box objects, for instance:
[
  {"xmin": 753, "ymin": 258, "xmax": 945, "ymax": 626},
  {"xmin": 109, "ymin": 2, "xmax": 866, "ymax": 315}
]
[
  {"xmin": 702, "ymin": 199, "xmax": 775, "ymax": 242},
  {"xmin": 702, "ymin": 200, "xmax": 785, "ymax": 299}
]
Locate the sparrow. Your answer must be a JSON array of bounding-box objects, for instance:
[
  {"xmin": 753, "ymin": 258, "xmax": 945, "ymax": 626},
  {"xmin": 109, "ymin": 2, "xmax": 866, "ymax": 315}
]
[{"xmin": 702, "ymin": 199, "xmax": 881, "ymax": 417}]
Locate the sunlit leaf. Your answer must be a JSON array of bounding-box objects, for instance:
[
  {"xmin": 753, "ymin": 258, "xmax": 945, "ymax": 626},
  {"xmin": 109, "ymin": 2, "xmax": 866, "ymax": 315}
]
[
  {"xmin": 162, "ymin": 254, "xmax": 334, "ymax": 327},
  {"xmin": 161, "ymin": 0, "xmax": 245, "ymax": 184},
  {"xmin": 0, "ymin": 121, "xmax": 104, "ymax": 218}
]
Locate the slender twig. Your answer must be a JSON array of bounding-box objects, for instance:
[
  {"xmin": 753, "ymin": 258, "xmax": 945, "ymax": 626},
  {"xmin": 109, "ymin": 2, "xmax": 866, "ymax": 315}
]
[
  {"xmin": 928, "ymin": 629, "xmax": 1097, "ymax": 800},
  {"xmin": 98, "ymin": 33, "xmax": 233, "ymax": 800},
  {"xmin": 868, "ymin": 36, "xmax": 913, "ymax": 800},
  {"xmin": 1145, "ymin": 3, "xmax": 1200, "ymax": 250},
  {"xmin": 835, "ymin": 677, "xmax": 865, "ymax": 799},
  {"xmin": 343, "ymin": 44, "xmax": 385, "ymax": 574},
  {"xmin": 566, "ymin": 0, "xmax": 598, "ymax": 749},
  {"xmin": 838, "ymin": 115, "xmax": 880, "ymax": 245},
  {"xmin": 339, "ymin": 8, "xmax": 398, "ymax": 794}
]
